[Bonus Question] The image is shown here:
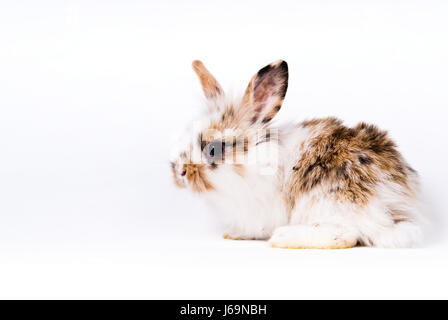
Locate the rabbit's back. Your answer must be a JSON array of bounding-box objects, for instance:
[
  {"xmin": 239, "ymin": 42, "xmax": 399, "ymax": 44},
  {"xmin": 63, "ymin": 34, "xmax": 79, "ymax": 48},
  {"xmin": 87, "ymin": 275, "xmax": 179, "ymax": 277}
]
[{"xmin": 283, "ymin": 117, "xmax": 418, "ymax": 214}]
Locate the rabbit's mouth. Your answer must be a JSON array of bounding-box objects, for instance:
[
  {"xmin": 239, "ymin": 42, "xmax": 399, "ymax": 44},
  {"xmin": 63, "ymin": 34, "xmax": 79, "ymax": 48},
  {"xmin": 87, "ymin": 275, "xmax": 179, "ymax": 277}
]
[{"xmin": 170, "ymin": 161, "xmax": 185, "ymax": 189}]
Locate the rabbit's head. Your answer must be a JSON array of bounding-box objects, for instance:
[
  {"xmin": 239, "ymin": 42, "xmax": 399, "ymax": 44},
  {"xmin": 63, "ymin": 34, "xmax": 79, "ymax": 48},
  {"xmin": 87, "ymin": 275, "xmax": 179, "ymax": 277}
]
[{"xmin": 171, "ymin": 60, "xmax": 289, "ymax": 193}]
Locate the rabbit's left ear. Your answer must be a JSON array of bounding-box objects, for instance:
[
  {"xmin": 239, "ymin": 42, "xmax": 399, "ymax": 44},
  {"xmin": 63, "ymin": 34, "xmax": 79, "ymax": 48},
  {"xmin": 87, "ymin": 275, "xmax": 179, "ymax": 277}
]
[
  {"xmin": 242, "ymin": 60, "xmax": 288, "ymax": 124},
  {"xmin": 192, "ymin": 60, "xmax": 223, "ymax": 99}
]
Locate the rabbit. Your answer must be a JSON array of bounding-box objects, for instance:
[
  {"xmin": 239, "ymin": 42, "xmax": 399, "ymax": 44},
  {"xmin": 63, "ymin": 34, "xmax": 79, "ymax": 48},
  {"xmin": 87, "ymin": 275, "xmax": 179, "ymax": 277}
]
[{"xmin": 170, "ymin": 59, "xmax": 424, "ymax": 248}]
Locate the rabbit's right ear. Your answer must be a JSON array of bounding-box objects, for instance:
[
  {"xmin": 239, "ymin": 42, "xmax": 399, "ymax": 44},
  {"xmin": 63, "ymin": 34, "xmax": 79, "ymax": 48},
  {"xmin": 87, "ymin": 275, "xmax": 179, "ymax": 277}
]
[{"xmin": 192, "ymin": 60, "xmax": 223, "ymax": 99}]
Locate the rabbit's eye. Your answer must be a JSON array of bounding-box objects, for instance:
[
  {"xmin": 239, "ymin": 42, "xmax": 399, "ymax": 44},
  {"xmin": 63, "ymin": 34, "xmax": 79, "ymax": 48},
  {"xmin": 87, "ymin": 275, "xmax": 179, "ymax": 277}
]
[{"xmin": 204, "ymin": 141, "xmax": 224, "ymax": 162}]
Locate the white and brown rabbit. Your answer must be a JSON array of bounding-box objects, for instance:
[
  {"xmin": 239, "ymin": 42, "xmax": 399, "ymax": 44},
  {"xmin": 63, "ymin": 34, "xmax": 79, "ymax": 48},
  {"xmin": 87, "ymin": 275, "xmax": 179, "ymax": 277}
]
[{"xmin": 171, "ymin": 60, "xmax": 423, "ymax": 248}]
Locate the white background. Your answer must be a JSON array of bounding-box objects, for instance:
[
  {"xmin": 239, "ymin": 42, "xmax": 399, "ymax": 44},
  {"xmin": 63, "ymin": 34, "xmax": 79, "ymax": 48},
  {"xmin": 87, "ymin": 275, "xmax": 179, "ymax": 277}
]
[{"xmin": 1, "ymin": 0, "xmax": 447, "ymax": 299}]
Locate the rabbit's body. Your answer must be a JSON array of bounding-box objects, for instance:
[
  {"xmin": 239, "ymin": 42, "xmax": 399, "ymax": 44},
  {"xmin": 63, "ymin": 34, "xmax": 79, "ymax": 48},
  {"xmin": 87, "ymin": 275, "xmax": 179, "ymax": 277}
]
[{"xmin": 171, "ymin": 60, "xmax": 423, "ymax": 248}]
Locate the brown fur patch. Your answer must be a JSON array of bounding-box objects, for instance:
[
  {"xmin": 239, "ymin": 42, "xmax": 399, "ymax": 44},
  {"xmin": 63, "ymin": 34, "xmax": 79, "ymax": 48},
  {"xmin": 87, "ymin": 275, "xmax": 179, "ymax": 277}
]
[
  {"xmin": 285, "ymin": 117, "xmax": 411, "ymax": 211},
  {"xmin": 184, "ymin": 163, "xmax": 214, "ymax": 193},
  {"xmin": 210, "ymin": 106, "xmax": 244, "ymax": 131},
  {"xmin": 192, "ymin": 60, "xmax": 223, "ymax": 99}
]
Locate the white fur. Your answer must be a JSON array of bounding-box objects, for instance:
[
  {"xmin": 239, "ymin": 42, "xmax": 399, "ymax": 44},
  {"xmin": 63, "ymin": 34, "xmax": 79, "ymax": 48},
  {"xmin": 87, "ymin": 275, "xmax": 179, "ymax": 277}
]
[{"xmin": 205, "ymin": 165, "xmax": 287, "ymax": 240}]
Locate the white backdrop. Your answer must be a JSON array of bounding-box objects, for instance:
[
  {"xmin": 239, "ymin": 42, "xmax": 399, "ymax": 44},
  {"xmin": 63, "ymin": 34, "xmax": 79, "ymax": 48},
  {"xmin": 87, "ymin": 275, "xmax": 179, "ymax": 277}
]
[{"xmin": 1, "ymin": 0, "xmax": 448, "ymax": 299}]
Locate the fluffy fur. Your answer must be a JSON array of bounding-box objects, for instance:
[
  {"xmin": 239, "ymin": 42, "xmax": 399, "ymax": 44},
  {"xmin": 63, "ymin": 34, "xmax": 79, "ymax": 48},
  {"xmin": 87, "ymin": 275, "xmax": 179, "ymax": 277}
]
[{"xmin": 170, "ymin": 60, "xmax": 424, "ymax": 249}]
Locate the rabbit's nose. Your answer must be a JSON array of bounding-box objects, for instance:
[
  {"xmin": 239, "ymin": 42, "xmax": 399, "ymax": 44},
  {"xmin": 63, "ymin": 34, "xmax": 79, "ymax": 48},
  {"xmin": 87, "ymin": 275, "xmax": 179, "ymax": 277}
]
[{"xmin": 181, "ymin": 163, "xmax": 189, "ymax": 176}]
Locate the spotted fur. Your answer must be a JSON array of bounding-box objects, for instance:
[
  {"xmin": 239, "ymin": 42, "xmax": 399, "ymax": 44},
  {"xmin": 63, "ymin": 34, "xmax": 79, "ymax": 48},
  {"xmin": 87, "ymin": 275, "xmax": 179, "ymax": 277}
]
[
  {"xmin": 285, "ymin": 117, "xmax": 415, "ymax": 211},
  {"xmin": 170, "ymin": 60, "xmax": 424, "ymax": 248}
]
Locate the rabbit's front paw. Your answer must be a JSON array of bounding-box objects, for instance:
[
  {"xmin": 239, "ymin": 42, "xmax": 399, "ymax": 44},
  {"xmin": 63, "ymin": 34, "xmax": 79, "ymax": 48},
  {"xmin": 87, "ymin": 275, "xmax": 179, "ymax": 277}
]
[{"xmin": 222, "ymin": 232, "xmax": 250, "ymax": 240}]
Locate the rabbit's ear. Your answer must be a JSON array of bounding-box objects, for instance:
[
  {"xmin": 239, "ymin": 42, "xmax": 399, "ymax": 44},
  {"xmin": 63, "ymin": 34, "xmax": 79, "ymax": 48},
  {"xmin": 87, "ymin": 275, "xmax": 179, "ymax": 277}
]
[
  {"xmin": 192, "ymin": 60, "xmax": 223, "ymax": 99},
  {"xmin": 242, "ymin": 60, "xmax": 288, "ymax": 124}
]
